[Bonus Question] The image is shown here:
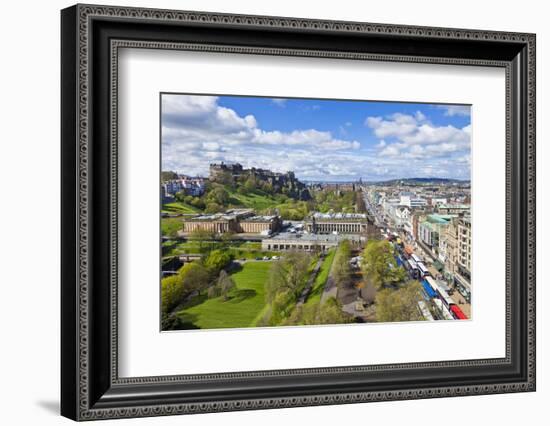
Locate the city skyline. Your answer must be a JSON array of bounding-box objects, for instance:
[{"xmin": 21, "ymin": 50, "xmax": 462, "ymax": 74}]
[{"xmin": 161, "ymin": 94, "xmax": 471, "ymax": 182}]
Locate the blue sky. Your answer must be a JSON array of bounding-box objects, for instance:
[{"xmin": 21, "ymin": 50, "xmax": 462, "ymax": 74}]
[{"xmin": 161, "ymin": 94, "xmax": 471, "ymax": 182}]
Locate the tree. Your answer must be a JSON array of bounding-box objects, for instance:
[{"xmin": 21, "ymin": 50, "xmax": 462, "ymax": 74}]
[
  {"xmin": 208, "ymin": 186, "xmax": 229, "ymax": 205},
  {"xmin": 268, "ymin": 290, "xmax": 294, "ymax": 325},
  {"xmin": 189, "ymin": 197, "xmax": 205, "ymax": 210},
  {"xmin": 332, "ymin": 240, "xmax": 352, "ymax": 290},
  {"xmin": 214, "ymin": 171, "xmax": 234, "ymax": 187},
  {"xmin": 174, "ymin": 190, "xmax": 187, "ymax": 203},
  {"xmin": 205, "ymin": 202, "xmax": 222, "ymax": 214},
  {"xmin": 161, "ymin": 274, "xmax": 185, "ymax": 314},
  {"xmin": 362, "ymin": 240, "xmax": 407, "ymax": 289},
  {"xmin": 220, "ymin": 231, "xmax": 236, "ymax": 249},
  {"xmin": 264, "ymin": 251, "xmax": 312, "ymax": 325},
  {"xmin": 161, "ymin": 170, "xmax": 178, "ymax": 182},
  {"xmin": 266, "ymin": 251, "xmax": 312, "ymax": 303},
  {"xmin": 361, "ymin": 281, "xmax": 377, "ymax": 305},
  {"xmin": 161, "ymin": 312, "xmax": 177, "ymax": 330},
  {"xmin": 207, "ymin": 285, "xmax": 220, "ymax": 299},
  {"xmin": 317, "ymin": 297, "xmax": 353, "ymax": 325},
  {"xmin": 261, "ymin": 181, "xmax": 274, "ymax": 194},
  {"xmin": 375, "ymin": 281, "xmax": 424, "ymax": 323},
  {"xmin": 244, "ymin": 175, "xmax": 258, "ymax": 192},
  {"xmin": 204, "ymin": 249, "xmax": 233, "ymax": 275},
  {"xmin": 188, "ymin": 228, "xmax": 215, "ymax": 253},
  {"xmin": 178, "ymin": 262, "xmax": 210, "ymax": 295},
  {"xmin": 217, "ymin": 270, "xmax": 236, "ymax": 301},
  {"xmin": 282, "ymin": 297, "xmax": 352, "ymax": 326}
]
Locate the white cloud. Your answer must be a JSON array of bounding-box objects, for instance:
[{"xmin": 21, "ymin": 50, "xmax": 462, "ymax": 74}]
[
  {"xmin": 161, "ymin": 95, "xmax": 471, "ymax": 181},
  {"xmin": 162, "ymin": 95, "xmax": 363, "ymax": 178},
  {"xmin": 365, "ymin": 114, "xmax": 418, "ymax": 138},
  {"xmin": 368, "ymin": 111, "xmax": 471, "ymax": 165},
  {"xmin": 271, "ymin": 98, "xmax": 287, "ymax": 107},
  {"xmin": 415, "ymin": 111, "xmax": 427, "ymax": 122},
  {"xmin": 436, "ymin": 105, "xmax": 471, "ymax": 117},
  {"xmin": 379, "ymin": 145, "xmax": 401, "ymax": 157},
  {"xmin": 252, "ymin": 128, "xmax": 360, "ymax": 150},
  {"xmin": 400, "ymin": 124, "xmax": 469, "ymax": 147}
]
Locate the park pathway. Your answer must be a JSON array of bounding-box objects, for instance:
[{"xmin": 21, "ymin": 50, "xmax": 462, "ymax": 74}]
[
  {"xmin": 320, "ymin": 254, "xmax": 340, "ymax": 304},
  {"xmin": 296, "ymin": 257, "xmax": 324, "ymax": 306}
]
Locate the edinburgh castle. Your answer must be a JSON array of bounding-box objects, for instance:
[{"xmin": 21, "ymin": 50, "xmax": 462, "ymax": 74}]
[{"xmin": 209, "ymin": 162, "xmax": 311, "ymax": 200}]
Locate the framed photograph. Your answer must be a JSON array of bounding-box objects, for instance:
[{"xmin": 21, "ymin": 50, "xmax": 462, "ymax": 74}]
[{"xmin": 61, "ymin": 4, "xmax": 536, "ymax": 421}]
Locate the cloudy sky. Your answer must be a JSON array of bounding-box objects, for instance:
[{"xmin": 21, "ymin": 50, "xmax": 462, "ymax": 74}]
[{"xmin": 161, "ymin": 94, "xmax": 471, "ymax": 182}]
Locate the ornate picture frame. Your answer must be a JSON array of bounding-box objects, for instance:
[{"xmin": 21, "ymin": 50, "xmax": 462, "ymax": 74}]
[{"xmin": 61, "ymin": 4, "xmax": 535, "ymax": 421}]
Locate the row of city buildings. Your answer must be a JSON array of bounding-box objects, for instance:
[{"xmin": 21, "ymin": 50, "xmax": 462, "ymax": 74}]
[
  {"xmin": 180, "ymin": 209, "xmax": 371, "ymax": 252},
  {"xmin": 368, "ymin": 184, "xmax": 471, "ymax": 298},
  {"xmin": 161, "ymin": 176, "xmax": 206, "ymax": 203}
]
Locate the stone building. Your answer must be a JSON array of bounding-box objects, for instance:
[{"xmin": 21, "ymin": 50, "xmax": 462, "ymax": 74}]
[
  {"xmin": 304, "ymin": 212, "xmax": 371, "ymax": 234},
  {"xmin": 439, "ymin": 217, "xmax": 460, "ymax": 276},
  {"xmin": 418, "ymin": 214, "xmax": 457, "ymax": 253},
  {"xmin": 237, "ymin": 215, "xmax": 282, "ymax": 234},
  {"xmin": 261, "ymin": 233, "xmax": 364, "ymax": 252},
  {"xmin": 457, "ymin": 217, "xmax": 472, "ymax": 278},
  {"xmin": 437, "ymin": 204, "xmax": 471, "ymax": 215},
  {"xmin": 183, "ymin": 209, "xmax": 281, "ymax": 235},
  {"xmin": 183, "ymin": 213, "xmax": 240, "ymax": 234}
]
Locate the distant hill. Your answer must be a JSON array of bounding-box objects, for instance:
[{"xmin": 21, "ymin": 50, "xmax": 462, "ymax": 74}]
[{"xmin": 370, "ymin": 177, "xmax": 470, "ymax": 185}]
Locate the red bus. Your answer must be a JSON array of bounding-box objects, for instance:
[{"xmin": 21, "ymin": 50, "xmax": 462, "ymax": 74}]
[{"xmin": 450, "ymin": 305, "xmax": 468, "ymax": 320}]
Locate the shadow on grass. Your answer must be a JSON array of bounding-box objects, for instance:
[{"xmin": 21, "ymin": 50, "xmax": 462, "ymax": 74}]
[
  {"xmin": 308, "ymin": 284, "xmax": 324, "ymax": 299},
  {"xmin": 180, "ymin": 293, "xmax": 208, "ymax": 309},
  {"xmin": 227, "ymin": 288, "xmax": 257, "ymax": 303},
  {"xmin": 174, "ymin": 312, "xmax": 201, "ymax": 330},
  {"xmin": 228, "ymin": 262, "xmax": 244, "ymax": 273}
]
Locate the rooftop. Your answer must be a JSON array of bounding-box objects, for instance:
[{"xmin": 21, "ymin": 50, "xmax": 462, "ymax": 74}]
[
  {"xmin": 438, "ymin": 204, "xmax": 470, "ymax": 209},
  {"xmin": 310, "ymin": 212, "xmax": 368, "ymax": 220},
  {"xmin": 266, "ymin": 232, "xmax": 364, "ymax": 242},
  {"xmin": 241, "ymin": 215, "xmax": 278, "ymax": 222},
  {"xmin": 427, "ymin": 214, "xmax": 457, "ymax": 224}
]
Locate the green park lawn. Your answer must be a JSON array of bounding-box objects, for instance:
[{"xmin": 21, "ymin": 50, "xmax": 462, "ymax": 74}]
[
  {"xmin": 162, "ymin": 240, "xmax": 271, "ymax": 258},
  {"xmin": 228, "ymin": 190, "xmax": 280, "ymax": 211},
  {"xmin": 304, "ymin": 248, "xmax": 336, "ymax": 307},
  {"xmin": 162, "ymin": 201, "xmax": 201, "ymax": 214},
  {"xmin": 176, "ymin": 261, "xmax": 271, "ymax": 329},
  {"xmin": 161, "ymin": 217, "xmax": 184, "ymax": 238}
]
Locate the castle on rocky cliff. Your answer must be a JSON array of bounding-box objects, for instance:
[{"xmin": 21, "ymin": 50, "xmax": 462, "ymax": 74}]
[{"xmin": 209, "ymin": 162, "xmax": 311, "ymax": 200}]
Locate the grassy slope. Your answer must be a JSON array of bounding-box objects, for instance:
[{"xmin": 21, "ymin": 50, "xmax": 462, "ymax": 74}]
[
  {"xmin": 177, "ymin": 262, "xmax": 271, "ymax": 329},
  {"xmin": 161, "ymin": 217, "xmax": 184, "ymax": 237},
  {"xmin": 228, "ymin": 190, "xmax": 281, "ymax": 211},
  {"xmin": 162, "ymin": 201, "xmax": 201, "ymax": 214},
  {"xmin": 304, "ymin": 249, "xmax": 336, "ymax": 307}
]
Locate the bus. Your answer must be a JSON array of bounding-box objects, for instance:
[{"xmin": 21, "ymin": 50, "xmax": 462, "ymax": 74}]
[
  {"xmin": 418, "ymin": 300, "xmax": 435, "ymax": 321},
  {"xmin": 434, "ymin": 280, "xmax": 454, "ymax": 309},
  {"xmin": 434, "ymin": 299, "xmax": 454, "ymax": 320},
  {"xmin": 417, "ymin": 261, "xmax": 430, "ymax": 278},
  {"xmin": 450, "ymin": 305, "xmax": 468, "ymax": 320},
  {"xmin": 421, "ymin": 279, "xmax": 437, "ymax": 299},
  {"xmin": 406, "ymin": 259, "xmax": 419, "ymax": 279},
  {"xmin": 411, "ymin": 253, "xmax": 422, "ymax": 263},
  {"xmin": 425, "ymin": 276, "xmax": 439, "ymax": 294}
]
